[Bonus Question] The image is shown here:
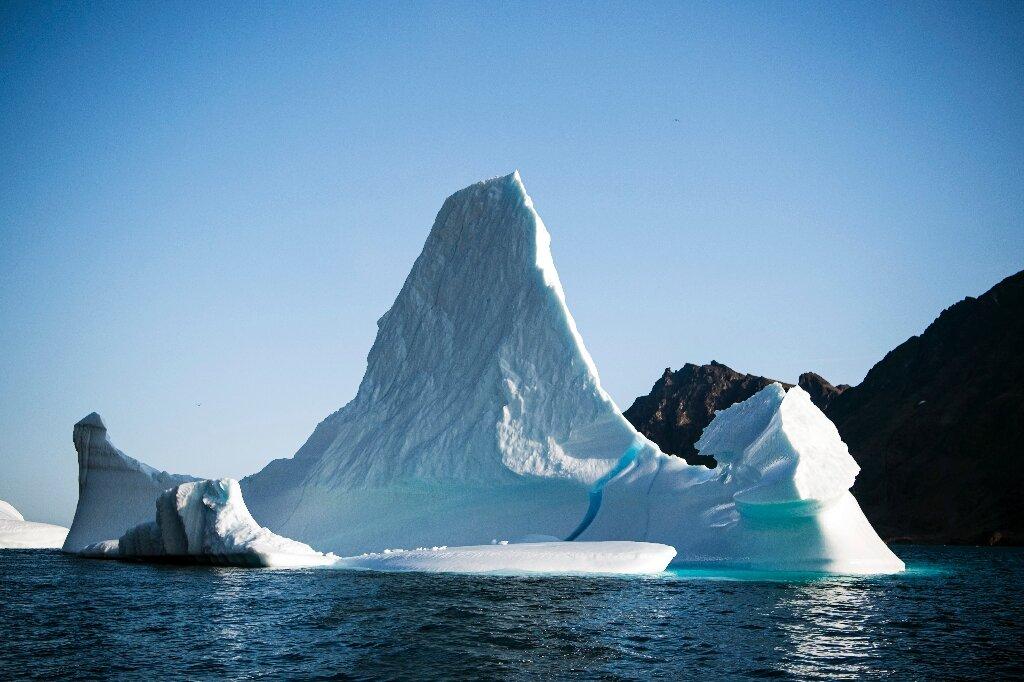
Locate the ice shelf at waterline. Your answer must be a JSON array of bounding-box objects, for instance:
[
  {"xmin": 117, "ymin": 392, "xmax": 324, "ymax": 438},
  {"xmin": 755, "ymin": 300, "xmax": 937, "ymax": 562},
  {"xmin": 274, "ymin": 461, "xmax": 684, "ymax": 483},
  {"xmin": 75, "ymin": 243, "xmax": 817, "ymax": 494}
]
[
  {"xmin": 0, "ymin": 499, "xmax": 69, "ymax": 549},
  {"xmin": 335, "ymin": 541, "xmax": 677, "ymax": 575},
  {"xmin": 81, "ymin": 477, "xmax": 677, "ymax": 574},
  {"xmin": 63, "ymin": 171, "xmax": 904, "ymax": 574}
]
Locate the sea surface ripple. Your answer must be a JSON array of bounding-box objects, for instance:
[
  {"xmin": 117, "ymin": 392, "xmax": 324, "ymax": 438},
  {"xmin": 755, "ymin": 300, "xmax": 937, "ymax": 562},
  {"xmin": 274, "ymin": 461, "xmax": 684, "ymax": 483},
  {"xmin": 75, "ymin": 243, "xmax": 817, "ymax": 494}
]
[{"xmin": 1, "ymin": 546, "xmax": 1021, "ymax": 680}]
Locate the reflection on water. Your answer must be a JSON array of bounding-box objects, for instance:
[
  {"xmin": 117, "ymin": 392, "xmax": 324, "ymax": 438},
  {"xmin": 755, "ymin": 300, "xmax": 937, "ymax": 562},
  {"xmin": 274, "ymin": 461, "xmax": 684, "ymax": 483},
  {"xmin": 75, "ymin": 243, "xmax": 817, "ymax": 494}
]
[
  {"xmin": 208, "ymin": 568, "xmax": 250, "ymax": 660},
  {"xmin": 777, "ymin": 580, "xmax": 880, "ymax": 680},
  {"xmin": 0, "ymin": 546, "xmax": 1021, "ymax": 679}
]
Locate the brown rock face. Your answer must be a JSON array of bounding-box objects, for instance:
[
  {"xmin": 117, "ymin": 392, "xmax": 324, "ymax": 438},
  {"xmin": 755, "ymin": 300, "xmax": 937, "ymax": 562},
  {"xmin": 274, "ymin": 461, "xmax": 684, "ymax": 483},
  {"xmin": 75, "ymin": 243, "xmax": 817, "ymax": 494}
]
[{"xmin": 623, "ymin": 269, "xmax": 1024, "ymax": 546}]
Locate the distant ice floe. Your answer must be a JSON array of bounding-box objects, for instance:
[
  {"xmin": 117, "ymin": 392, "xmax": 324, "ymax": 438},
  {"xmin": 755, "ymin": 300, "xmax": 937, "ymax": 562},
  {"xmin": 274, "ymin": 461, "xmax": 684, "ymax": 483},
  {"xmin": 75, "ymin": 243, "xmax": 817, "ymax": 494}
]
[{"xmin": 0, "ymin": 499, "xmax": 69, "ymax": 549}]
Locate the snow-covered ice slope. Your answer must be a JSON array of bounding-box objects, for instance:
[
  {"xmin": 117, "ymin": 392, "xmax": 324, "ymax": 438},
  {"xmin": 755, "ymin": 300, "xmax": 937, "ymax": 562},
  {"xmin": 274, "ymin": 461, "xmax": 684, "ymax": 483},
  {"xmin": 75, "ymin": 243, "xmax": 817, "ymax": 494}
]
[
  {"xmin": 67, "ymin": 172, "xmax": 903, "ymax": 574},
  {"xmin": 335, "ymin": 541, "xmax": 676, "ymax": 575},
  {"xmin": 80, "ymin": 478, "xmax": 336, "ymax": 568},
  {"xmin": 62, "ymin": 413, "xmax": 198, "ymax": 551},
  {"xmin": 0, "ymin": 499, "xmax": 69, "ymax": 549}
]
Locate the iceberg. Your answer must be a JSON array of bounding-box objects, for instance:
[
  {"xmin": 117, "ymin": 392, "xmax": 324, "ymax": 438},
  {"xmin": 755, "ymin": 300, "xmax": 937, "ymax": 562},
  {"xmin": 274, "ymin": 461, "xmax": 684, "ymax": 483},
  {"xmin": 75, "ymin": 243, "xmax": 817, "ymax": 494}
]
[
  {"xmin": 80, "ymin": 478, "xmax": 336, "ymax": 568},
  {"xmin": 64, "ymin": 172, "xmax": 904, "ymax": 574},
  {"xmin": 235, "ymin": 172, "xmax": 641, "ymax": 556},
  {"xmin": 0, "ymin": 499, "xmax": 69, "ymax": 549}
]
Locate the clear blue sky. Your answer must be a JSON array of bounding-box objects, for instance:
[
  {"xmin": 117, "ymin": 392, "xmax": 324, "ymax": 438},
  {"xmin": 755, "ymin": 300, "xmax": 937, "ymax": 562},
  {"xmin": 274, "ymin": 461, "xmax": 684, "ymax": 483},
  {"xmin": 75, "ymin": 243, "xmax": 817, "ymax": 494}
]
[{"xmin": 1, "ymin": 1, "xmax": 1021, "ymax": 524}]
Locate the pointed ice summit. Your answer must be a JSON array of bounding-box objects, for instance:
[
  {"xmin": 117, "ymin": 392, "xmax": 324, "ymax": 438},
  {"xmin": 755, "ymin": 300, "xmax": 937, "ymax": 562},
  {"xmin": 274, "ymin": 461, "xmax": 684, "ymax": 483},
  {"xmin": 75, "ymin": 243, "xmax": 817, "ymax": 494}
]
[{"xmin": 64, "ymin": 172, "xmax": 904, "ymax": 574}]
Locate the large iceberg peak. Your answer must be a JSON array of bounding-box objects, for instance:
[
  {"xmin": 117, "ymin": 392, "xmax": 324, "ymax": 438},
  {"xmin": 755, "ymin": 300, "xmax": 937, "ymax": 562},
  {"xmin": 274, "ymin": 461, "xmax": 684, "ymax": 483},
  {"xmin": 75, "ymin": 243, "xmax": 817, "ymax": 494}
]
[
  {"xmin": 235, "ymin": 171, "xmax": 646, "ymax": 552},
  {"xmin": 272, "ymin": 171, "xmax": 639, "ymax": 491}
]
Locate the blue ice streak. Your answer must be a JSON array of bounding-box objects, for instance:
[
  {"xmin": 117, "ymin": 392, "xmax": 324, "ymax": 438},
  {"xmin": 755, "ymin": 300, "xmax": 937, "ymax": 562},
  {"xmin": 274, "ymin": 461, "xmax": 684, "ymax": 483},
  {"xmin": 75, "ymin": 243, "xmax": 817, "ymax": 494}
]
[{"xmin": 565, "ymin": 439, "xmax": 645, "ymax": 541}]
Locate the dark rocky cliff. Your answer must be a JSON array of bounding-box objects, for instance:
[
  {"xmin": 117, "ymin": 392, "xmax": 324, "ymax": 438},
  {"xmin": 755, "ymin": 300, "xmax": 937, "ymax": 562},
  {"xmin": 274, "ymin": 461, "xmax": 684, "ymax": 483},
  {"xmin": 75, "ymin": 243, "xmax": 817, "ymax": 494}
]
[
  {"xmin": 828, "ymin": 270, "xmax": 1024, "ymax": 546},
  {"xmin": 623, "ymin": 269, "xmax": 1023, "ymax": 545},
  {"xmin": 797, "ymin": 372, "xmax": 849, "ymax": 413}
]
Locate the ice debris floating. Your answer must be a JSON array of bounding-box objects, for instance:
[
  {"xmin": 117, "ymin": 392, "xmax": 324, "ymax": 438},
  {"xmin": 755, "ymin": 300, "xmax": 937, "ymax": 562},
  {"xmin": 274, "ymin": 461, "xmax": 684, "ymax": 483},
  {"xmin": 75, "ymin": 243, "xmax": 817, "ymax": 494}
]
[
  {"xmin": 0, "ymin": 499, "xmax": 69, "ymax": 549},
  {"xmin": 80, "ymin": 478, "xmax": 337, "ymax": 568},
  {"xmin": 64, "ymin": 172, "xmax": 904, "ymax": 575}
]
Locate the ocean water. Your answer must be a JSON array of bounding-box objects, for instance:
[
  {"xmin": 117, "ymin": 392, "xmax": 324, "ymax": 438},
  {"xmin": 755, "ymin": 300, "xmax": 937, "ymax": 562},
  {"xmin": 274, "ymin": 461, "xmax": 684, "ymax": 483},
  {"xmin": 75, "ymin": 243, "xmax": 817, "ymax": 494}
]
[{"xmin": 1, "ymin": 546, "xmax": 1020, "ymax": 680}]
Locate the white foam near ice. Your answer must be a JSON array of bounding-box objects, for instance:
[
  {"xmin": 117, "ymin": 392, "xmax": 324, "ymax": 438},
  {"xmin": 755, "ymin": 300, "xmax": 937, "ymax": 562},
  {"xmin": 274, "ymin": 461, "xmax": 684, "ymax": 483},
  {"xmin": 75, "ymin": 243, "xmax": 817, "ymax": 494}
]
[{"xmin": 64, "ymin": 172, "xmax": 904, "ymax": 575}]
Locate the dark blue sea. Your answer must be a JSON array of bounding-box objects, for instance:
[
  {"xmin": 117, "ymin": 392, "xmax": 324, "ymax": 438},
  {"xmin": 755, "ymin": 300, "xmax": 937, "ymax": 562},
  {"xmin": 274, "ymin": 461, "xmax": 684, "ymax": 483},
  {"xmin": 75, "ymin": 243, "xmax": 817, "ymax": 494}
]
[{"xmin": 1, "ymin": 546, "xmax": 1020, "ymax": 680}]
